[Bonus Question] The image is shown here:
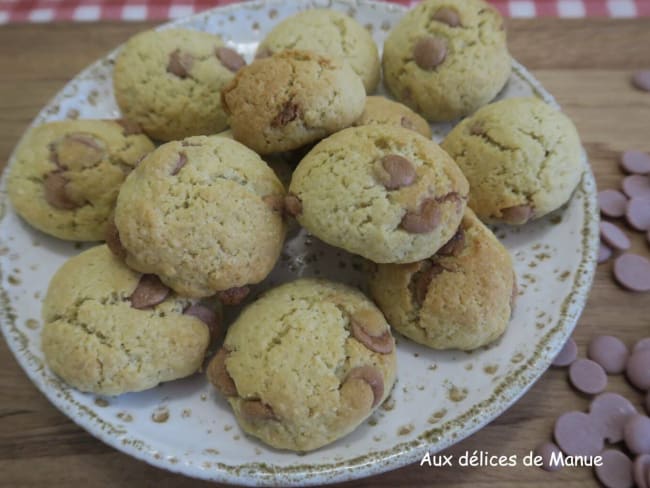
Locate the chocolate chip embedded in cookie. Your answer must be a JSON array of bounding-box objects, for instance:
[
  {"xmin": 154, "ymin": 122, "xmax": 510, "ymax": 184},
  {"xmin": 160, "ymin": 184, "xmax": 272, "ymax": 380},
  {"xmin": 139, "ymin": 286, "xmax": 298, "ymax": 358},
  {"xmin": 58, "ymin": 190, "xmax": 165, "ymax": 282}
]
[
  {"xmin": 413, "ymin": 36, "xmax": 447, "ymax": 70},
  {"xmin": 52, "ymin": 133, "xmax": 106, "ymax": 170},
  {"xmin": 349, "ymin": 308, "xmax": 394, "ymax": 354},
  {"xmin": 130, "ymin": 274, "xmax": 170, "ymax": 310},
  {"xmin": 344, "ymin": 365, "xmax": 385, "ymax": 407},
  {"xmin": 221, "ymin": 50, "xmax": 365, "ymax": 155},
  {"xmin": 401, "ymin": 198, "xmax": 442, "ymax": 234},
  {"xmin": 210, "ymin": 279, "xmax": 397, "ymax": 452},
  {"xmin": 43, "ymin": 171, "xmax": 80, "ymax": 210},
  {"xmin": 369, "ymin": 209, "xmax": 515, "ymax": 350},
  {"xmin": 215, "ymin": 47, "xmax": 246, "ymax": 72},
  {"xmin": 166, "ymin": 49, "xmax": 193, "ymax": 78},
  {"xmin": 7, "ymin": 119, "xmax": 154, "ymax": 241},
  {"xmin": 289, "ymin": 125, "xmax": 468, "ymax": 263},
  {"xmin": 375, "ymin": 154, "xmax": 417, "ymax": 191},
  {"xmin": 432, "ymin": 7, "xmax": 461, "ymax": 27},
  {"xmin": 207, "ymin": 347, "xmax": 237, "ymax": 396}
]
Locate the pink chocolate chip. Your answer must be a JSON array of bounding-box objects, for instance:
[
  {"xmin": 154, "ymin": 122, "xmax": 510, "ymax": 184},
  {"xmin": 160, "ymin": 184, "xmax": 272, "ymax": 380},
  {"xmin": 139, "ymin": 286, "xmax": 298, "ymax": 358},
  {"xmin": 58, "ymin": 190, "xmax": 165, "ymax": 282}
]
[
  {"xmin": 588, "ymin": 335, "xmax": 629, "ymax": 374},
  {"xmin": 633, "ymin": 454, "xmax": 650, "ymax": 488},
  {"xmin": 600, "ymin": 221, "xmax": 631, "ymax": 251},
  {"xmin": 595, "ymin": 450, "xmax": 634, "ymax": 488},
  {"xmin": 554, "ymin": 411, "xmax": 604, "ymax": 456},
  {"xmin": 599, "ymin": 243, "xmax": 613, "ymax": 264},
  {"xmin": 621, "ymin": 151, "xmax": 650, "ymax": 175},
  {"xmin": 569, "ymin": 358, "xmax": 608, "ymax": 395},
  {"xmin": 634, "ymin": 338, "xmax": 650, "ymax": 353},
  {"xmin": 552, "ymin": 337, "xmax": 578, "ymax": 367},
  {"xmin": 534, "ymin": 442, "xmax": 563, "ymax": 471},
  {"xmin": 613, "ymin": 253, "xmax": 650, "ymax": 292},
  {"xmin": 626, "ymin": 348, "xmax": 650, "ymax": 390},
  {"xmin": 599, "ymin": 189, "xmax": 628, "ymax": 218},
  {"xmin": 626, "ymin": 197, "xmax": 650, "ymax": 231},
  {"xmin": 622, "ymin": 174, "xmax": 650, "ymax": 199},
  {"xmin": 183, "ymin": 303, "xmax": 220, "ymax": 342},
  {"xmin": 624, "ymin": 414, "xmax": 650, "ymax": 455},
  {"xmin": 632, "ymin": 70, "xmax": 650, "ymax": 92},
  {"xmin": 590, "ymin": 392, "xmax": 637, "ymax": 443},
  {"xmin": 552, "ymin": 338, "xmax": 578, "ymax": 367}
]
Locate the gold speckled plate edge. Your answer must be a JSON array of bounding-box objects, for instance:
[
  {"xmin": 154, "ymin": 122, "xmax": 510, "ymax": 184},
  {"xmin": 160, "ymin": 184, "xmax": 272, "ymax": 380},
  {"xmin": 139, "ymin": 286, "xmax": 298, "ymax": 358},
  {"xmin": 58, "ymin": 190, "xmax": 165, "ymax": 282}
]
[{"xmin": 0, "ymin": 0, "xmax": 599, "ymax": 485}]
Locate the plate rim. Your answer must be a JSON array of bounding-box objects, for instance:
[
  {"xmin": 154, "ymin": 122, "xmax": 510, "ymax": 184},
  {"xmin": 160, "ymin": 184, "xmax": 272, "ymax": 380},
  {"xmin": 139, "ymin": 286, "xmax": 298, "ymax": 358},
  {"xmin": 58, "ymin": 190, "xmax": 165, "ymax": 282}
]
[{"xmin": 0, "ymin": 0, "xmax": 599, "ymax": 485}]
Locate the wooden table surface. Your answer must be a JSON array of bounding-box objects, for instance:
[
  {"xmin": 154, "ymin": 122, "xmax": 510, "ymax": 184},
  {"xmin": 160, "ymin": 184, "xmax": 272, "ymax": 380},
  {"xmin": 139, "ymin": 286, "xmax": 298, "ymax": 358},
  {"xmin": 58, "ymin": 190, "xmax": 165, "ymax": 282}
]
[{"xmin": 1, "ymin": 17, "xmax": 649, "ymax": 488}]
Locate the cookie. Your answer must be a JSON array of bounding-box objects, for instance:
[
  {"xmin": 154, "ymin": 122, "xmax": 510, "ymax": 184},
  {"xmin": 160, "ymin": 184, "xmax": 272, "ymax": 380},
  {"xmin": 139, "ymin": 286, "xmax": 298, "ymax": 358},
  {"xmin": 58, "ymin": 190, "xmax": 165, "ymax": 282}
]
[
  {"xmin": 42, "ymin": 245, "xmax": 216, "ymax": 395},
  {"xmin": 113, "ymin": 28, "xmax": 245, "ymax": 141},
  {"xmin": 441, "ymin": 97, "xmax": 584, "ymax": 224},
  {"xmin": 7, "ymin": 119, "xmax": 154, "ymax": 241},
  {"xmin": 221, "ymin": 50, "xmax": 365, "ymax": 154},
  {"xmin": 368, "ymin": 209, "xmax": 515, "ymax": 350},
  {"xmin": 353, "ymin": 96, "xmax": 432, "ymax": 139},
  {"xmin": 382, "ymin": 0, "xmax": 511, "ymax": 122},
  {"xmin": 287, "ymin": 125, "xmax": 469, "ymax": 263},
  {"xmin": 255, "ymin": 9, "xmax": 380, "ymax": 93},
  {"xmin": 113, "ymin": 135, "xmax": 286, "ymax": 298},
  {"xmin": 216, "ymin": 129, "xmax": 293, "ymax": 187},
  {"xmin": 206, "ymin": 278, "xmax": 397, "ymax": 451}
]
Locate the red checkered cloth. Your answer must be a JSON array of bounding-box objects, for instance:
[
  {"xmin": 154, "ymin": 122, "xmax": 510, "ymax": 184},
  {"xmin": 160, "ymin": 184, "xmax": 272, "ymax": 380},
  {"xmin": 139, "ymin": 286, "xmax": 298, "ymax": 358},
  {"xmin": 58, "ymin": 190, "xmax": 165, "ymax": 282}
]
[{"xmin": 1, "ymin": 0, "xmax": 648, "ymax": 23}]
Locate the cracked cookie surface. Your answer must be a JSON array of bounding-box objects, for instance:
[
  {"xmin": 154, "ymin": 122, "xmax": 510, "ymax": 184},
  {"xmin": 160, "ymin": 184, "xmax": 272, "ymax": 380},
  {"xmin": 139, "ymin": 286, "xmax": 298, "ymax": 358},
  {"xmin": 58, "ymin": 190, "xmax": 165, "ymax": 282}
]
[
  {"xmin": 441, "ymin": 97, "xmax": 584, "ymax": 224},
  {"xmin": 255, "ymin": 9, "xmax": 380, "ymax": 93},
  {"xmin": 207, "ymin": 278, "xmax": 397, "ymax": 451},
  {"xmin": 288, "ymin": 125, "xmax": 469, "ymax": 263},
  {"xmin": 382, "ymin": 0, "xmax": 511, "ymax": 122},
  {"xmin": 368, "ymin": 209, "xmax": 515, "ymax": 350},
  {"xmin": 353, "ymin": 96, "xmax": 432, "ymax": 139},
  {"xmin": 41, "ymin": 245, "xmax": 214, "ymax": 395},
  {"xmin": 7, "ymin": 119, "xmax": 154, "ymax": 241},
  {"xmin": 221, "ymin": 50, "xmax": 365, "ymax": 155},
  {"xmin": 114, "ymin": 135, "xmax": 287, "ymax": 297},
  {"xmin": 114, "ymin": 28, "xmax": 243, "ymax": 141}
]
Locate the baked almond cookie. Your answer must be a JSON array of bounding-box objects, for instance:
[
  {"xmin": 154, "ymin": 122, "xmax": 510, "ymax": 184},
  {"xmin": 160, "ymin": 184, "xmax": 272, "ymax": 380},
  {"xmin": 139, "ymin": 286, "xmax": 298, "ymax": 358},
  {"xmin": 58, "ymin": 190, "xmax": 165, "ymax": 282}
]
[
  {"xmin": 207, "ymin": 278, "xmax": 397, "ymax": 452},
  {"xmin": 382, "ymin": 0, "xmax": 511, "ymax": 122},
  {"xmin": 7, "ymin": 119, "xmax": 154, "ymax": 241},
  {"xmin": 368, "ymin": 209, "xmax": 515, "ymax": 350},
  {"xmin": 441, "ymin": 97, "xmax": 584, "ymax": 224},
  {"xmin": 42, "ymin": 245, "xmax": 217, "ymax": 396},
  {"xmin": 288, "ymin": 125, "xmax": 469, "ymax": 263},
  {"xmin": 113, "ymin": 135, "xmax": 286, "ymax": 298},
  {"xmin": 255, "ymin": 9, "xmax": 380, "ymax": 93},
  {"xmin": 114, "ymin": 28, "xmax": 245, "ymax": 141},
  {"xmin": 353, "ymin": 96, "xmax": 432, "ymax": 138},
  {"xmin": 221, "ymin": 50, "xmax": 365, "ymax": 154}
]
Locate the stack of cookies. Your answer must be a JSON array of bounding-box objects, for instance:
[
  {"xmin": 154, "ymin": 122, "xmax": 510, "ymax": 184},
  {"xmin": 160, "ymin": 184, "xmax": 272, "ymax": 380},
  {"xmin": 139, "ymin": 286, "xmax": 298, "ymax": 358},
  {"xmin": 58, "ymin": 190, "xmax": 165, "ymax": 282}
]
[{"xmin": 6, "ymin": 0, "xmax": 584, "ymax": 453}]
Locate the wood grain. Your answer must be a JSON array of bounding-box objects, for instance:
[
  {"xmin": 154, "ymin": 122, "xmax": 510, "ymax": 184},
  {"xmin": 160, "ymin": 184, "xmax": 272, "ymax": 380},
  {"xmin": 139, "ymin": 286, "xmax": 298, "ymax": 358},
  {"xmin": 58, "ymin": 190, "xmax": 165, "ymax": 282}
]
[{"xmin": 1, "ymin": 18, "xmax": 649, "ymax": 488}]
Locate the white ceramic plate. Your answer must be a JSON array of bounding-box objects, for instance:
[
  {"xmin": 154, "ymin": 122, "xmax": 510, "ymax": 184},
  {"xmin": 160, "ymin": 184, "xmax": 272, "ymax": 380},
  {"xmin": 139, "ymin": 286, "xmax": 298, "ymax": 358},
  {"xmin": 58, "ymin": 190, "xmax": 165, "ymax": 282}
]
[{"xmin": 0, "ymin": 0, "xmax": 598, "ymax": 485}]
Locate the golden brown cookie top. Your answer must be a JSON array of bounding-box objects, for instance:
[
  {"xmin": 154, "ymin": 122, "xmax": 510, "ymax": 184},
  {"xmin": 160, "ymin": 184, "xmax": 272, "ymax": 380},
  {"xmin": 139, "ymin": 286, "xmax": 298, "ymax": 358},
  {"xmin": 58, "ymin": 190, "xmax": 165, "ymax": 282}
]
[
  {"xmin": 353, "ymin": 96, "xmax": 432, "ymax": 139},
  {"xmin": 7, "ymin": 119, "xmax": 154, "ymax": 241},
  {"xmin": 41, "ymin": 245, "xmax": 215, "ymax": 395},
  {"xmin": 207, "ymin": 278, "xmax": 397, "ymax": 451},
  {"xmin": 114, "ymin": 135, "xmax": 286, "ymax": 297},
  {"xmin": 221, "ymin": 50, "xmax": 366, "ymax": 154}
]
